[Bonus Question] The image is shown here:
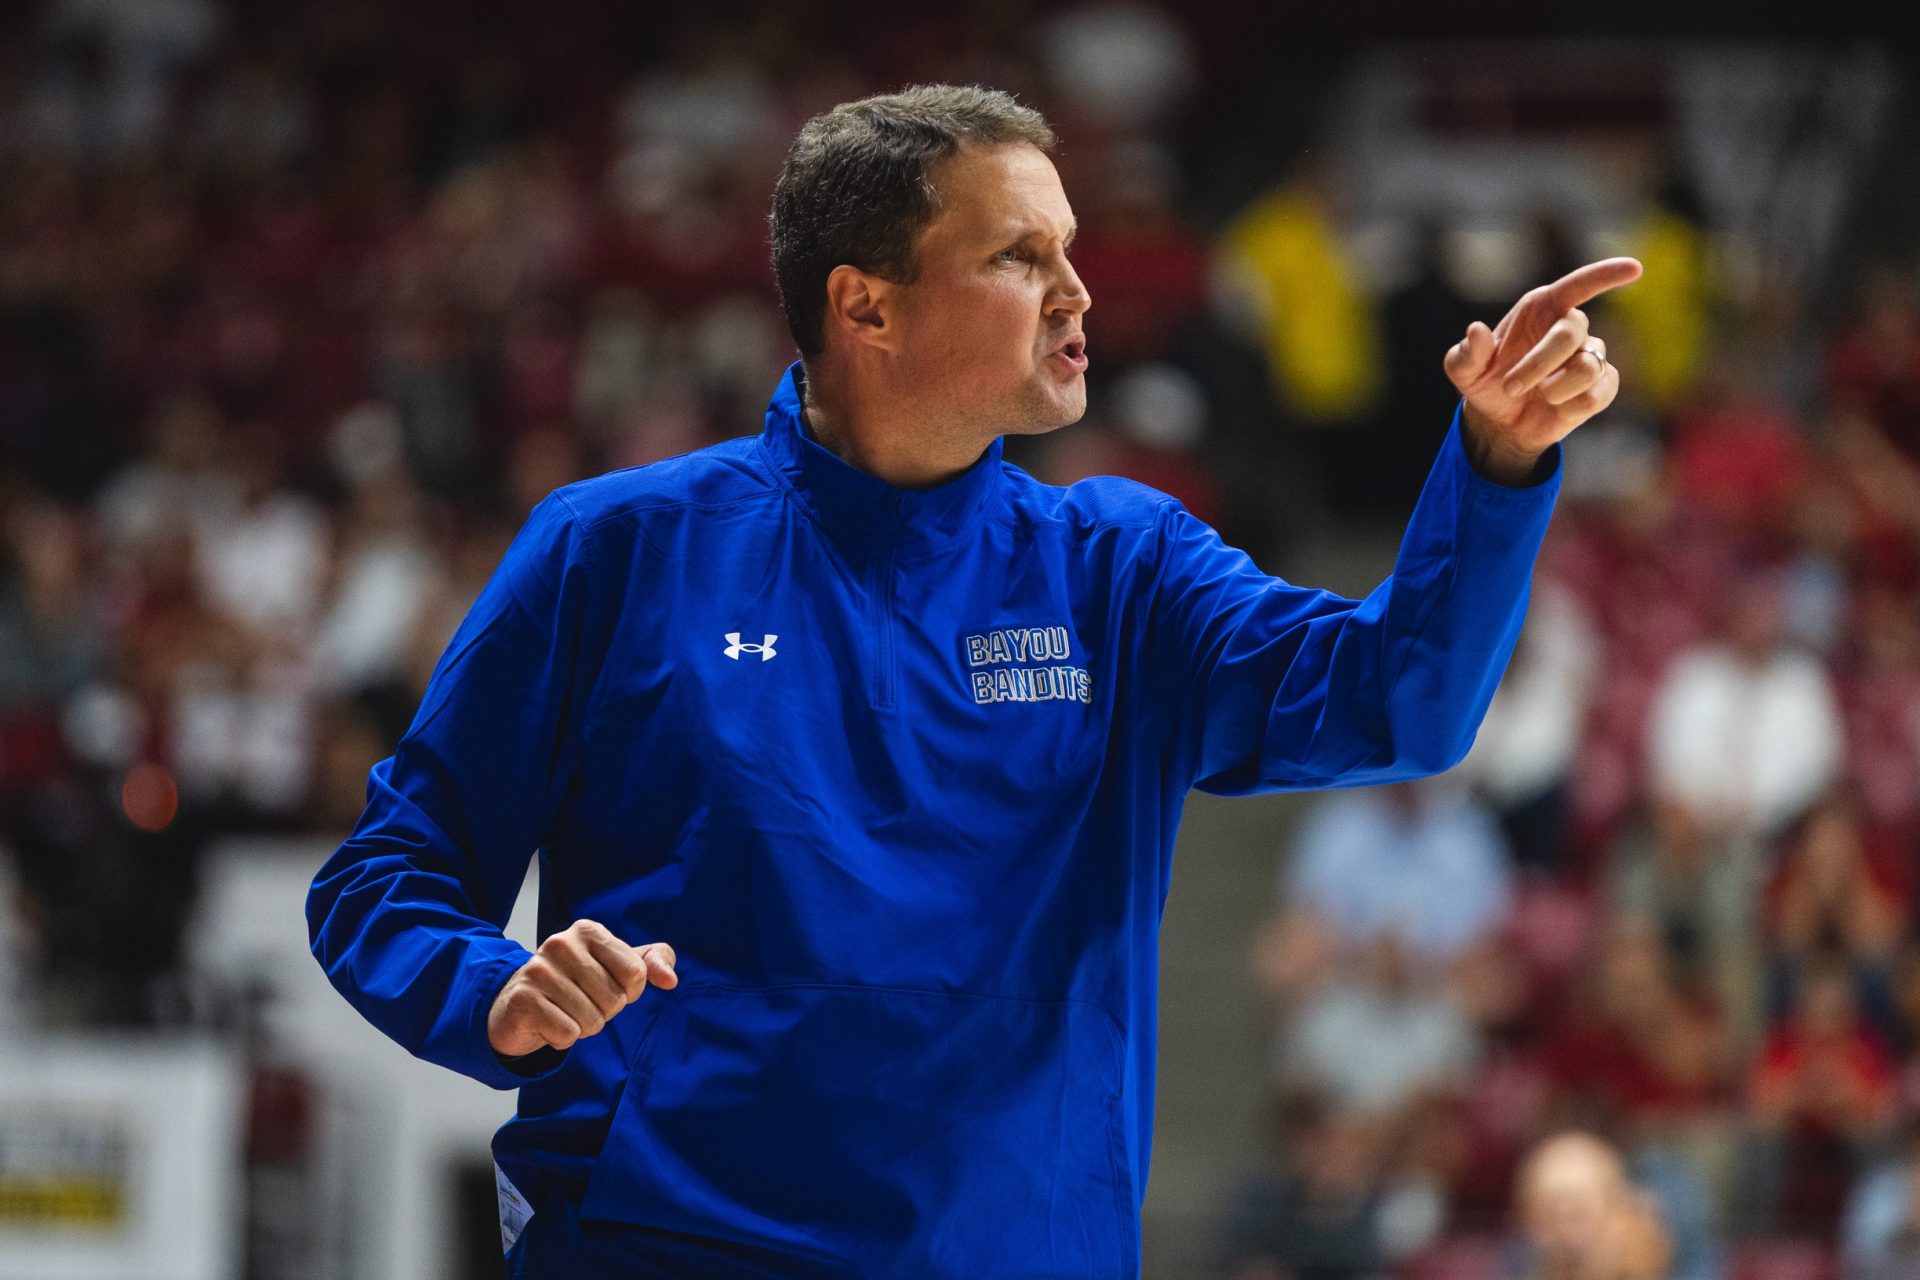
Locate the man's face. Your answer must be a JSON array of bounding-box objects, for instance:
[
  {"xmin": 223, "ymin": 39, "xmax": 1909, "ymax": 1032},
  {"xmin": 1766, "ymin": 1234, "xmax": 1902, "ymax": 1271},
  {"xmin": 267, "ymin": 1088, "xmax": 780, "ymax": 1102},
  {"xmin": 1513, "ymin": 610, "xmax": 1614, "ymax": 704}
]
[{"xmin": 887, "ymin": 142, "xmax": 1091, "ymax": 439}]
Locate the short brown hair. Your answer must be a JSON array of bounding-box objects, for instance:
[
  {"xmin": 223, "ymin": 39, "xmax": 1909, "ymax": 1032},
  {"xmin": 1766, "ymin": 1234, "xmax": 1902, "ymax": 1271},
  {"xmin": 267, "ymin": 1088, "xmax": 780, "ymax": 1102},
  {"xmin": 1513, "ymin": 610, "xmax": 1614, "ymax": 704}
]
[{"xmin": 768, "ymin": 83, "xmax": 1058, "ymax": 359}]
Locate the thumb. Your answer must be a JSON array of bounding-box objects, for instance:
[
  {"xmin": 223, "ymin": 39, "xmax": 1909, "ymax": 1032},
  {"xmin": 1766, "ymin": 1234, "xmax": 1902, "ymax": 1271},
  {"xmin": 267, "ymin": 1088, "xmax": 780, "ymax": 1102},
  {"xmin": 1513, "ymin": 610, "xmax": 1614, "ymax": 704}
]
[
  {"xmin": 1444, "ymin": 321, "xmax": 1496, "ymax": 388},
  {"xmin": 640, "ymin": 942, "xmax": 679, "ymax": 989}
]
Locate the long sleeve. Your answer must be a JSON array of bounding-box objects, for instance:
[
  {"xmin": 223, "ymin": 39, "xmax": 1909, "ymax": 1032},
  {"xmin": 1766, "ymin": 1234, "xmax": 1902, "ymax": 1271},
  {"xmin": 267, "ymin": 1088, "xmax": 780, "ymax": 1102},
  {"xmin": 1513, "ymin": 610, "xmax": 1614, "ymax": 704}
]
[
  {"xmin": 305, "ymin": 492, "xmax": 598, "ymax": 1089},
  {"xmin": 1150, "ymin": 399, "xmax": 1562, "ymax": 795}
]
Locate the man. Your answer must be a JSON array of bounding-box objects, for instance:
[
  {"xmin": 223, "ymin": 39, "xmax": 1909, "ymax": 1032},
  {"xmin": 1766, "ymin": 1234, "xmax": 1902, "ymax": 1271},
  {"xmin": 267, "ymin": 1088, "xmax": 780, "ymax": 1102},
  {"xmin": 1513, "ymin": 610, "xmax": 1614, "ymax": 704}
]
[
  {"xmin": 306, "ymin": 84, "xmax": 1638, "ymax": 1278},
  {"xmin": 1512, "ymin": 1132, "xmax": 1674, "ymax": 1280}
]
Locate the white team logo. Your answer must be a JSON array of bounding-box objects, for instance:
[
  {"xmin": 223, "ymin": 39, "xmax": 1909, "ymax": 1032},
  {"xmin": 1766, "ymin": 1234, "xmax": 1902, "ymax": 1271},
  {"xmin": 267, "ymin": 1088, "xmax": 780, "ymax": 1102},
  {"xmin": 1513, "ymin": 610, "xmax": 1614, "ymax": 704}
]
[{"xmin": 723, "ymin": 632, "xmax": 778, "ymax": 661}]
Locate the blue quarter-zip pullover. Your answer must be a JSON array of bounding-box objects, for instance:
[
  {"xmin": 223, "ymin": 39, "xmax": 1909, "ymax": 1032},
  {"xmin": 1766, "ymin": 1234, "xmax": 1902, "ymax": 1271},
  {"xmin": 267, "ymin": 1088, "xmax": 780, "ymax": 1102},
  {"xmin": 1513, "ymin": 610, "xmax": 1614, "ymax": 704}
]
[{"xmin": 306, "ymin": 359, "xmax": 1561, "ymax": 1277}]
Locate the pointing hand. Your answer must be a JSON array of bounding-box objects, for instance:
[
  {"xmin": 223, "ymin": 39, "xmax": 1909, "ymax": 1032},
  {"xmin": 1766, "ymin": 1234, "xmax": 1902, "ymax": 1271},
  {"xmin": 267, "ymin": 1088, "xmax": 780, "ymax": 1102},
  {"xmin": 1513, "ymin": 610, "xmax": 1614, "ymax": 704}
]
[{"xmin": 1444, "ymin": 257, "xmax": 1643, "ymax": 483}]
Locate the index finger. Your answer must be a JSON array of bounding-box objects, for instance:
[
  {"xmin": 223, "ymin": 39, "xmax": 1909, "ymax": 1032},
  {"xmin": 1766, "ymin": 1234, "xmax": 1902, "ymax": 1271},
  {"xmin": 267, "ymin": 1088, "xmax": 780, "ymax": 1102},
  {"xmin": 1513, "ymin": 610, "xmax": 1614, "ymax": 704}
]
[
  {"xmin": 581, "ymin": 926, "xmax": 652, "ymax": 1000},
  {"xmin": 1541, "ymin": 257, "xmax": 1643, "ymax": 311}
]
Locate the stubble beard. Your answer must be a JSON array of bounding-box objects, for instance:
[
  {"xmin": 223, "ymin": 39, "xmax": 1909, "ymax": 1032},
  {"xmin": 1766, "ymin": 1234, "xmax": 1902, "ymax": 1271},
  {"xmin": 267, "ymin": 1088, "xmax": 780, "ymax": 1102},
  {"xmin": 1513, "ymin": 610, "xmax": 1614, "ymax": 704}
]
[
  {"xmin": 996, "ymin": 367, "xmax": 1087, "ymax": 439},
  {"xmin": 911, "ymin": 353, "xmax": 1088, "ymax": 447}
]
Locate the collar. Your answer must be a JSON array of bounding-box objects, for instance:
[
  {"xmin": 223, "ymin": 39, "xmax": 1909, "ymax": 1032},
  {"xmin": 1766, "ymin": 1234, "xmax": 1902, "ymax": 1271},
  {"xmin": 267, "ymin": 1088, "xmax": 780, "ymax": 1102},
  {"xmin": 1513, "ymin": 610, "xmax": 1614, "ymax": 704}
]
[{"xmin": 756, "ymin": 360, "xmax": 1006, "ymax": 555}]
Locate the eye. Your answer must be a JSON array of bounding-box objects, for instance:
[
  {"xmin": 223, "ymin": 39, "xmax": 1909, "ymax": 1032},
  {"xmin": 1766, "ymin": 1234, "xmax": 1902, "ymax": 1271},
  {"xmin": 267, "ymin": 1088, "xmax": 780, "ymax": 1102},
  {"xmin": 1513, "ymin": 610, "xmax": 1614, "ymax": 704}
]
[{"xmin": 995, "ymin": 245, "xmax": 1029, "ymax": 264}]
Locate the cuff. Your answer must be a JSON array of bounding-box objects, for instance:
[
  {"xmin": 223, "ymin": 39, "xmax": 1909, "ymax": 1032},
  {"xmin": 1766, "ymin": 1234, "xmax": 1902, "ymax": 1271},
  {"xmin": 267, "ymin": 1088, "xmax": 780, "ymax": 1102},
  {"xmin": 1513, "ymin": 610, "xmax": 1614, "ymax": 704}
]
[
  {"xmin": 1445, "ymin": 399, "xmax": 1564, "ymax": 503},
  {"xmin": 460, "ymin": 947, "xmax": 575, "ymax": 1090}
]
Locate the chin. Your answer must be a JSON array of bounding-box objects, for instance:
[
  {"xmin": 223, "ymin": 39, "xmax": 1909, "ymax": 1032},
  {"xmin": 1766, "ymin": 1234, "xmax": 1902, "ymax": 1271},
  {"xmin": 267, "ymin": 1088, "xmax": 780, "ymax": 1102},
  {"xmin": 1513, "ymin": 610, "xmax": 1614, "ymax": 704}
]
[
  {"xmin": 1003, "ymin": 398, "xmax": 1086, "ymax": 438},
  {"xmin": 969, "ymin": 369, "xmax": 1087, "ymax": 438}
]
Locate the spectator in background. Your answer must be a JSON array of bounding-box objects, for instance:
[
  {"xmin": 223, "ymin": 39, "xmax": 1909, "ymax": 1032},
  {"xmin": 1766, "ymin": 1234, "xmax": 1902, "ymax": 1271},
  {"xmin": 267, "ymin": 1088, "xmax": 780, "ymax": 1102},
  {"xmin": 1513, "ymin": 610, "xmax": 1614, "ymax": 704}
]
[
  {"xmin": 1843, "ymin": 1121, "xmax": 1920, "ymax": 1280},
  {"xmin": 191, "ymin": 432, "xmax": 327, "ymax": 645},
  {"xmin": 371, "ymin": 297, "xmax": 489, "ymax": 502},
  {"xmin": 1824, "ymin": 265, "xmax": 1920, "ymax": 467},
  {"xmin": 1454, "ymin": 576, "xmax": 1604, "ymax": 880},
  {"xmin": 1608, "ymin": 795, "xmax": 1767, "ymax": 1051},
  {"xmin": 1536, "ymin": 917, "xmax": 1732, "ymax": 1198},
  {"xmin": 1745, "ymin": 954, "xmax": 1901, "ymax": 1239},
  {"xmin": 1774, "ymin": 457, "xmax": 1856, "ymax": 664},
  {"xmin": 1821, "ymin": 269, "xmax": 1920, "ymax": 590},
  {"xmin": 1508, "ymin": 1131, "xmax": 1673, "ymax": 1280},
  {"xmin": 92, "ymin": 394, "xmax": 237, "ymax": 575},
  {"xmin": 614, "ymin": 27, "xmax": 778, "ymax": 163},
  {"xmin": 1253, "ymin": 777, "xmax": 1516, "ymax": 1010},
  {"xmin": 1647, "ymin": 568, "xmax": 1843, "ymax": 844},
  {"xmin": 1622, "ymin": 1144, "xmax": 1724, "ymax": 1280},
  {"xmin": 308, "ymin": 457, "xmax": 436, "ymax": 699},
  {"xmin": 1762, "ymin": 790, "xmax": 1908, "ymax": 1039},
  {"xmin": 1278, "ymin": 930, "xmax": 1481, "ymax": 1122},
  {"xmin": 1211, "ymin": 1088, "xmax": 1440, "ymax": 1280},
  {"xmin": 1213, "ymin": 154, "xmax": 1382, "ymax": 510},
  {"xmin": 0, "ymin": 500, "xmax": 106, "ymax": 722},
  {"xmin": 1637, "ymin": 567, "xmax": 1844, "ymax": 1040},
  {"xmin": 571, "ymin": 286, "xmax": 667, "ymax": 459},
  {"xmin": 1609, "ymin": 157, "xmax": 1713, "ymax": 415},
  {"xmin": 1664, "ymin": 350, "xmax": 1814, "ymax": 559},
  {"xmin": 594, "ymin": 29, "xmax": 783, "ymax": 320},
  {"xmin": 1835, "ymin": 582, "xmax": 1920, "ymax": 841}
]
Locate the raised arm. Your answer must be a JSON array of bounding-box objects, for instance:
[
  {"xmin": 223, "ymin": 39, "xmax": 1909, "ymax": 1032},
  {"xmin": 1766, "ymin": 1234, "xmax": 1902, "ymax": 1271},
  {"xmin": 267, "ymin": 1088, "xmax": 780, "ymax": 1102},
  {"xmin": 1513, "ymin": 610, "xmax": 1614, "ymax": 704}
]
[
  {"xmin": 1150, "ymin": 401, "xmax": 1561, "ymax": 795},
  {"xmin": 1151, "ymin": 258, "xmax": 1641, "ymax": 795}
]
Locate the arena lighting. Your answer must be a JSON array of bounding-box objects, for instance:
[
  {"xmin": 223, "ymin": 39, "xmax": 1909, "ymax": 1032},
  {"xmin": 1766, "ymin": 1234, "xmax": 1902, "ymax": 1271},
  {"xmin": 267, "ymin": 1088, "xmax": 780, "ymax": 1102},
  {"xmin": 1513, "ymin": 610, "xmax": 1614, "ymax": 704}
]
[{"xmin": 120, "ymin": 762, "xmax": 180, "ymax": 834}]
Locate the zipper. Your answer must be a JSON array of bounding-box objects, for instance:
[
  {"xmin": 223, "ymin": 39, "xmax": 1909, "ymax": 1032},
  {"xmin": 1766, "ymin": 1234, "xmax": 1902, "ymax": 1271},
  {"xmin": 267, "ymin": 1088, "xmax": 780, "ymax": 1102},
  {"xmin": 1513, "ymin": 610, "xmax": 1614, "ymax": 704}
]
[{"xmin": 874, "ymin": 493, "xmax": 902, "ymax": 708}]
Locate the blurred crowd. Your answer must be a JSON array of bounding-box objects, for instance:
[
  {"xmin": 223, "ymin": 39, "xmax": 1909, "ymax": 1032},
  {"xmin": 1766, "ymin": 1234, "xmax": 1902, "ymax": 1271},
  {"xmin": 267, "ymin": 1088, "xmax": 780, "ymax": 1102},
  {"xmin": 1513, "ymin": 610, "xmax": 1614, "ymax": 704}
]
[
  {"xmin": 1228, "ymin": 261, "xmax": 1920, "ymax": 1274},
  {"xmin": 1, "ymin": 1, "xmax": 1918, "ymax": 1276}
]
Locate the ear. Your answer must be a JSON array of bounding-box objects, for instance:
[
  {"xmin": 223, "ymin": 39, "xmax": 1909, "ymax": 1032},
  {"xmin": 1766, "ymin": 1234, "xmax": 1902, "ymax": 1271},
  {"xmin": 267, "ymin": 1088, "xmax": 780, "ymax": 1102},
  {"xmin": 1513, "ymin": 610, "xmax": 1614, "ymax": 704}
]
[{"xmin": 823, "ymin": 264, "xmax": 898, "ymax": 355}]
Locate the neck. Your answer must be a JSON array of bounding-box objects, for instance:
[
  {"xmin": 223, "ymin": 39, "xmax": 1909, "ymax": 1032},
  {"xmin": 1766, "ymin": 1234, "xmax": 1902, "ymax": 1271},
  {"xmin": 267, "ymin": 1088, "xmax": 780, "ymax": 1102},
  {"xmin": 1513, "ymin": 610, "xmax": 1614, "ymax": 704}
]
[{"xmin": 800, "ymin": 360, "xmax": 992, "ymax": 489}]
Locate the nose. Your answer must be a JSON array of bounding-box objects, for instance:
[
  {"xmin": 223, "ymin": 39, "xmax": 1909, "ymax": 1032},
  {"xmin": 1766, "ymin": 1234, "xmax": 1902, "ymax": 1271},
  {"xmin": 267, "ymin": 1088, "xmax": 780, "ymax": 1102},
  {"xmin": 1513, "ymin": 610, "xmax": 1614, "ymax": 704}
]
[{"xmin": 1051, "ymin": 257, "xmax": 1091, "ymax": 317}]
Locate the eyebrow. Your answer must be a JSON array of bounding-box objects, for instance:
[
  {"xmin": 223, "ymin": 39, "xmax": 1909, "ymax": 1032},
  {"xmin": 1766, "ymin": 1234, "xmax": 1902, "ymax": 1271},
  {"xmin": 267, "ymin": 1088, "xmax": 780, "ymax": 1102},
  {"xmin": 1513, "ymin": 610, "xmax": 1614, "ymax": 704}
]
[{"xmin": 1009, "ymin": 222, "xmax": 1078, "ymax": 248}]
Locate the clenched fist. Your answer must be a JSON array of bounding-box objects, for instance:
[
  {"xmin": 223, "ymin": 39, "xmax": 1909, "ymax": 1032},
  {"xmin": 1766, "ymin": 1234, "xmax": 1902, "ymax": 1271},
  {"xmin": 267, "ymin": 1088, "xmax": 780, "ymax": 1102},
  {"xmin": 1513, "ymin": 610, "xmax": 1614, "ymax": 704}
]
[{"xmin": 487, "ymin": 919, "xmax": 678, "ymax": 1059}]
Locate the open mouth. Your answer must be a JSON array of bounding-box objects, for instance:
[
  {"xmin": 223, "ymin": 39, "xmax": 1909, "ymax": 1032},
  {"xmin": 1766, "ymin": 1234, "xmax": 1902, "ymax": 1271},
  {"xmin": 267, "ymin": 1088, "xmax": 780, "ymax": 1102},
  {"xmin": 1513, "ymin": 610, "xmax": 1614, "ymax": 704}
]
[{"xmin": 1048, "ymin": 337, "xmax": 1088, "ymax": 372}]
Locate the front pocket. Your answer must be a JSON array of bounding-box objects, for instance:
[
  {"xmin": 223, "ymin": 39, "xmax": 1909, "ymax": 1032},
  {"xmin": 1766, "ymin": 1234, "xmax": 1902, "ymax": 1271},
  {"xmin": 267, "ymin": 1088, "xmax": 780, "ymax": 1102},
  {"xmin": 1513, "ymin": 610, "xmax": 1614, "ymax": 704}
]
[{"xmin": 578, "ymin": 982, "xmax": 1133, "ymax": 1278}]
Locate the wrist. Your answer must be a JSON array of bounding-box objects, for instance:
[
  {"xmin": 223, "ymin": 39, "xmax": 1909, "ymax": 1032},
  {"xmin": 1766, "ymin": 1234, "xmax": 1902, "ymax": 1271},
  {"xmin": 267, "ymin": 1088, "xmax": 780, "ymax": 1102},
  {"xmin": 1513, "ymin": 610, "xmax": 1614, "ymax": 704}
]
[{"xmin": 1460, "ymin": 403, "xmax": 1550, "ymax": 487}]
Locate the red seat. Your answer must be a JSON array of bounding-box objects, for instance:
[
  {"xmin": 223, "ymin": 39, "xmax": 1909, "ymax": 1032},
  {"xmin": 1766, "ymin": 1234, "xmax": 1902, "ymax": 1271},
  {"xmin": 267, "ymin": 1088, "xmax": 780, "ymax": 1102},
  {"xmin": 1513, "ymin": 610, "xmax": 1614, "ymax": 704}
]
[
  {"xmin": 1398, "ymin": 1234, "xmax": 1510, "ymax": 1280},
  {"xmin": 1727, "ymin": 1239, "xmax": 1839, "ymax": 1280}
]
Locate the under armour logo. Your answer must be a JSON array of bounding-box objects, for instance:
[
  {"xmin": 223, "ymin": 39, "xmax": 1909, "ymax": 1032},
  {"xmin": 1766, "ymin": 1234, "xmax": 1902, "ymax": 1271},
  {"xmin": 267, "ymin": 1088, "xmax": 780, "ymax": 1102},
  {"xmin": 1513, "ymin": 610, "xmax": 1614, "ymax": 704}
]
[{"xmin": 723, "ymin": 632, "xmax": 778, "ymax": 661}]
